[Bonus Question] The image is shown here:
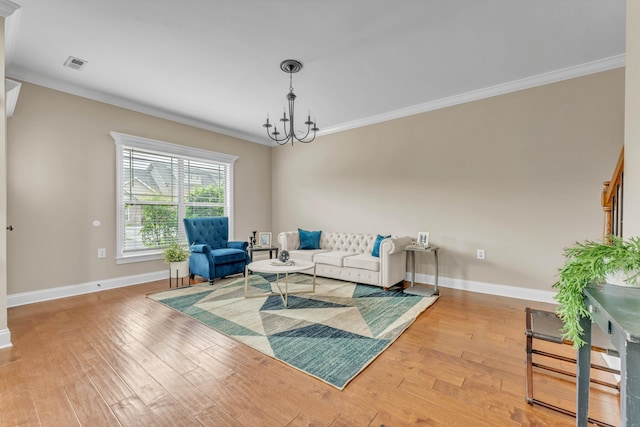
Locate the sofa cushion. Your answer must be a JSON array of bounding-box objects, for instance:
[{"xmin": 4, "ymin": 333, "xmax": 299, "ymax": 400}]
[
  {"xmin": 210, "ymin": 248, "xmax": 246, "ymax": 264},
  {"xmin": 289, "ymin": 249, "xmax": 328, "ymax": 262},
  {"xmin": 344, "ymin": 253, "xmax": 380, "ymax": 272},
  {"xmin": 372, "ymin": 234, "xmax": 391, "ymax": 257},
  {"xmin": 314, "ymin": 251, "xmax": 354, "ymax": 267},
  {"xmin": 298, "ymin": 228, "xmax": 322, "ymax": 249}
]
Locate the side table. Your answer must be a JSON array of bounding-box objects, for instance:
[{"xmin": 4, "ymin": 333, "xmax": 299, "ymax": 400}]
[
  {"xmin": 248, "ymin": 245, "xmax": 279, "ymax": 262},
  {"xmin": 404, "ymin": 245, "xmax": 439, "ymax": 297}
]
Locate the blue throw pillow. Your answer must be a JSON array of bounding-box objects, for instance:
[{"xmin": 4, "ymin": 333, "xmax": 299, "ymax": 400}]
[
  {"xmin": 372, "ymin": 234, "xmax": 391, "ymax": 257},
  {"xmin": 298, "ymin": 228, "xmax": 322, "ymax": 249}
]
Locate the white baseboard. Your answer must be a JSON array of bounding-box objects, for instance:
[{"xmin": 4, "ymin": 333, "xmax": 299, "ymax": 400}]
[
  {"xmin": 0, "ymin": 328, "xmax": 12, "ymax": 349},
  {"xmin": 408, "ymin": 272, "xmax": 557, "ymax": 304},
  {"xmin": 6, "ymin": 270, "xmax": 555, "ymax": 308},
  {"xmin": 7, "ymin": 270, "xmax": 168, "ymax": 308}
]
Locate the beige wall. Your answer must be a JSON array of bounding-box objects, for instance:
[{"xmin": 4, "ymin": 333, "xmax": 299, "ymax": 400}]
[
  {"xmin": 4, "ymin": 69, "xmax": 626, "ymax": 297},
  {"xmin": 272, "ymin": 69, "xmax": 624, "ymax": 292},
  {"xmin": 624, "ymin": 0, "xmax": 640, "ymax": 237},
  {"xmin": 6, "ymin": 82, "xmax": 272, "ymax": 295}
]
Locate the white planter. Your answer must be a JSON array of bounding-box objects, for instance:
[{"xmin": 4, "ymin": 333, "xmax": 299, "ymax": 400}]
[{"xmin": 169, "ymin": 261, "xmax": 190, "ymax": 278}]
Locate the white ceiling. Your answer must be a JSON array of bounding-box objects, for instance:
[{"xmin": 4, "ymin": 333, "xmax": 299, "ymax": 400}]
[{"xmin": 4, "ymin": 0, "xmax": 627, "ymax": 145}]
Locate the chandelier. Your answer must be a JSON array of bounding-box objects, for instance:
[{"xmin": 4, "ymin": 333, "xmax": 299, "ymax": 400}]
[{"xmin": 263, "ymin": 59, "xmax": 319, "ymax": 145}]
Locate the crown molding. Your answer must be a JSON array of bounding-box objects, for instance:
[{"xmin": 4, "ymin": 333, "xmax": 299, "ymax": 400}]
[
  {"xmin": 7, "ymin": 53, "xmax": 625, "ymax": 146},
  {"xmin": 0, "ymin": 0, "xmax": 19, "ymax": 17},
  {"xmin": 1, "ymin": 0, "xmax": 20, "ymax": 65},
  {"xmin": 5, "ymin": 77, "xmax": 20, "ymax": 117},
  {"xmin": 320, "ymin": 54, "xmax": 626, "ymax": 137},
  {"xmin": 6, "ymin": 66, "xmax": 271, "ymax": 146}
]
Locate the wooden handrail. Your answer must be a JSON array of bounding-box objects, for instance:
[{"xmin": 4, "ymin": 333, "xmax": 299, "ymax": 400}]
[{"xmin": 602, "ymin": 147, "xmax": 624, "ymax": 239}]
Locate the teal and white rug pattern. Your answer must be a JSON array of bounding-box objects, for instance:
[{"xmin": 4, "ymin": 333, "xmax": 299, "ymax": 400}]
[{"xmin": 148, "ymin": 274, "xmax": 439, "ymax": 389}]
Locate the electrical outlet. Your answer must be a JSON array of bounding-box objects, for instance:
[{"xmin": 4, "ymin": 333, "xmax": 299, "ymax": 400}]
[
  {"xmin": 98, "ymin": 248, "xmax": 106, "ymax": 258},
  {"xmin": 477, "ymin": 249, "xmax": 485, "ymax": 260}
]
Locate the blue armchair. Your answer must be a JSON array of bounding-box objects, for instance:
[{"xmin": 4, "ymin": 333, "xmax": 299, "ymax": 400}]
[{"xmin": 183, "ymin": 217, "xmax": 250, "ymax": 285}]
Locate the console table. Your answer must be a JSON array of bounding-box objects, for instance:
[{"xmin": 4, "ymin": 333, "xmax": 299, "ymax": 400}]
[
  {"xmin": 403, "ymin": 245, "xmax": 439, "ymax": 297},
  {"xmin": 576, "ymin": 284, "xmax": 640, "ymax": 427}
]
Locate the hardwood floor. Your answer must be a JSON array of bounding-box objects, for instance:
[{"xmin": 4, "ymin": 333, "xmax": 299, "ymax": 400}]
[{"xmin": 0, "ymin": 278, "xmax": 620, "ymax": 426}]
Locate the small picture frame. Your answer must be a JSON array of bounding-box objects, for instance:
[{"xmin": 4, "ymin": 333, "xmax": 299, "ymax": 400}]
[
  {"xmin": 417, "ymin": 231, "xmax": 430, "ymax": 247},
  {"xmin": 258, "ymin": 232, "xmax": 272, "ymax": 247}
]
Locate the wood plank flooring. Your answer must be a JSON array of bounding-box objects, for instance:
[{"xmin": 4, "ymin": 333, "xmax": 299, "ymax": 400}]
[{"xmin": 0, "ymin": 278, "xmax": 620, "ymax": 426}]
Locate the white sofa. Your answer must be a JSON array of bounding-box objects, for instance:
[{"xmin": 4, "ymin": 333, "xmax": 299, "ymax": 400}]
[{"xmin": 277, "ymin": 231, "xmax": 413, "ymax": 289}]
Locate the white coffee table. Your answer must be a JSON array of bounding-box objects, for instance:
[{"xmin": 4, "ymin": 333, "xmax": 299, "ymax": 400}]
[{"xmin": 244, "ymin": 259, "xmax": 316, "ymax": 307}]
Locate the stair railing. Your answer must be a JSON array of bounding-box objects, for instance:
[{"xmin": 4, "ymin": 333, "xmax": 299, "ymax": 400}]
[{"xmin": 602, "ymin": 147, "xmax": 624, "ymax": 240}]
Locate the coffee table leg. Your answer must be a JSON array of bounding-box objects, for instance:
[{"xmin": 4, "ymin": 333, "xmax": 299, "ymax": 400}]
[
  {"xmin": 244, "ymin": 265, "xmax": 249, "ymax": 297},
  {"xmin": 284, "ymin": 272, "xmax": 289, "ymax": 307},
  {"xmin": 312, "ymin": 264, "xmax": 316, "ymax": 292},
  {"xmin": 273, "ymin": 272, "xmax": 289, "ymax": 308}
]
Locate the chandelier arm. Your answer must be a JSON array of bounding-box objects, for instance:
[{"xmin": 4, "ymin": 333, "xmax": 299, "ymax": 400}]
[
  {"xmin": 300, "ymin": 133, "xmax": 316, "ymax": 143},
  {"xmin": 269, "ymin": 127, "xmax": 290, "ymax": 143},
  {"xmin": 265, "ymin": 119, "xmax": 293, "ymax": 144},
  {"xmin": 292, "ymin": 122, "xmax": 311, "ymax": 142},
  {"xmin": 283, "ymin": 118, "xmax": 291, "ymax": 140},
  {"xmin": 294, "ymin": 124, "xmax": 317, "ymax": 143}
]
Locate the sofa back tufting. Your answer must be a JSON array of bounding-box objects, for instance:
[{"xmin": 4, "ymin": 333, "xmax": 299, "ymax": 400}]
[{"xmin": 320, "ymin": 232, "xmax": 376, "ymax": 253}]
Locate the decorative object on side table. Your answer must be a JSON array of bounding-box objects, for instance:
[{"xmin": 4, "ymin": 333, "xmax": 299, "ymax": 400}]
[
  {"xmin": 250, "ymin": 231, "xmax": 257, "ymax": 247},
  {"xmin": 274, "ymin": 250, "xmax": 294, "ymax": 266},
  {"xmin": 258, "ymin": 231, "xmax": 272, "ymax": 247},
  {"xmin": 413, "ymin": 231, "xmax": 430, "ymax": 247},
  {"xmin": 553, "ymin": 235, "xmax": 640, "ymax": 347},
  {"xmin": 163, "ymin": 242, "xmax": 190, "ymax": 288}
]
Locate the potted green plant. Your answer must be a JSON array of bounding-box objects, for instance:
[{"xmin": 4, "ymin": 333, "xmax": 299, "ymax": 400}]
[
  {"xmin": 553, "ymin": 236, "xmax": 640, "ymax": 347},
  {"xmin": 163, "ymin": 242, "xmax": 190, "ymax": 278}
]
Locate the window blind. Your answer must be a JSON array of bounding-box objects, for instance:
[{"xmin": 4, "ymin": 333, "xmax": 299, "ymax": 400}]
[{"xmin": 112, "ymin": 132, "xmax": 237, "ymax": 263}]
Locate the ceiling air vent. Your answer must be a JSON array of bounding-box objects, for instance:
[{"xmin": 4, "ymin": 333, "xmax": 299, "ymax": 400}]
[{"xmin": 63, "ymin": 56, "xmax": 88, "ymax": 70}]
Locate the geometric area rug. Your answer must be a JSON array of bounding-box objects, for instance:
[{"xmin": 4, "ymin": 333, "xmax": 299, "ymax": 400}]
[{"xmin": 147, "ymin": 273, "xmax": 439, "ymax": 390}]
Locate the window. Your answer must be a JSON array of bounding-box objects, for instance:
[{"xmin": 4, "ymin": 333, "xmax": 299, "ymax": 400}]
[{"xmin": 112, "ymin": 132, "xmax": 238, "ymax": 264}]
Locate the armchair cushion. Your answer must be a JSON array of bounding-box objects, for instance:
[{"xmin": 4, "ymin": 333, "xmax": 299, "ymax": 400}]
[{"xmin": 210, "ymin": 248, "xmax": 247, "ymax": 264}]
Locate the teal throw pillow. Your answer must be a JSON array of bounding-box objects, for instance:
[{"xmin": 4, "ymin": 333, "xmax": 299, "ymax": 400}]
[
  {"xmin": 298, "ymin": 228, "xmax": 322, "ymax": 249},
  {"xmin": 372, "ymin": 234, "xmax": 391, "ymax": 257}
]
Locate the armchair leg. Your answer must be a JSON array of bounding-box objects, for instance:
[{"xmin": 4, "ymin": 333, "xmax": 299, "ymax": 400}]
[{"xmin": 208, "ymin": 279, "xmax": 214, "ymax": 286}]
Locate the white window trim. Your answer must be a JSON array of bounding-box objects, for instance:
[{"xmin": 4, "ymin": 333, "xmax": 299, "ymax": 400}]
[{"xmin": 111, "ymin": 132, "xmax": 238, "ymax": 264}]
